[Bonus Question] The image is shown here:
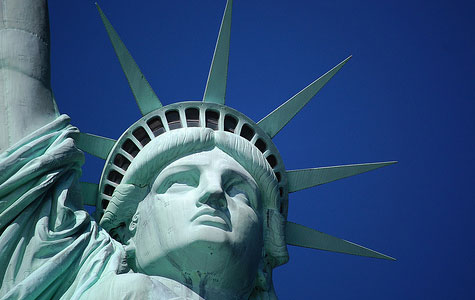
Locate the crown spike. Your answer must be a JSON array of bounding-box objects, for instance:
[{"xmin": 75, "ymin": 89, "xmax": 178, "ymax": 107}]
[
  {"xmin": 258, "ymin": 56, "xmax": 351, "ymax": 138},
  {"xmin": 286, "ymin": 222, "xmax": 395, "ymax": 260},
  {"xmin": 202, "ymin": 0, "xmax": 233, "ymax": 104},
  {"xmin": 287, "ymin": 161, "xmax": 397, "ymax": 193},
  {"xmin": 76, "ymin": 132, "xmax": 116, "ymax": 160},
  {"xmin": 96, "ymin": 4, "xmax": 162, "ymax": 115},
  {"xmin": 80, "ymin": 182, "xmax": 98, "ymax": 206}
]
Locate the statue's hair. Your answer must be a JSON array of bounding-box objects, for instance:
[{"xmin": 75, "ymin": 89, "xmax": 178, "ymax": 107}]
[{"xmin": 101, "ymin": 127, "xmax": 289, "ymax": 269}]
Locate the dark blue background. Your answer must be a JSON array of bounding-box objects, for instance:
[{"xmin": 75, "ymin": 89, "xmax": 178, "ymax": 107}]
[{"xmin": 48, "ymin": 1, "xmax": 475, "ymax": 299}]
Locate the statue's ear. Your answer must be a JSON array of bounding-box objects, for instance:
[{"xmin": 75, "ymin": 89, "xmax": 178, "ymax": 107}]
[
  {"xmin": 110, "ymin": 220, "xmax": 133, "ymax": 244},
  {"xmin": 123, "ymin": 214, "xmax": 139, "ymax": 271},
  {"xmin": 129, "ymin": 211, "xmax": 139, "ymax": 234},
  {"xmin": 110, "ymin": 210, "xmax": 139, "ymax": 243}
]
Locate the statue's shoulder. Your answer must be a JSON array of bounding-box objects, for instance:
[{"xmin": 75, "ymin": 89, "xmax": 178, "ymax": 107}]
[
  {"xmin": 80, "ymin": 272, "xmax": 203, "ymax": 300},
  {"xmin": 78, "ymin": 273, "xmax": 154, "ymax": 299}
]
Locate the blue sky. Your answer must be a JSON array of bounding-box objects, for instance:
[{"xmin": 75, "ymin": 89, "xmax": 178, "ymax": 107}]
[{"xmin": 48, "ymin": 1, "xmax": 475, "ymax": 299}]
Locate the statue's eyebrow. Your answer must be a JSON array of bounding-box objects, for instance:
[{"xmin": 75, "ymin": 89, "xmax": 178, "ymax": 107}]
[
  {"xmin": 153, "ymin": 165, "xmax": 200, "ymax": 191},
  {"xmin": 164, "ymin": 166, "xmax": 199, "ymax": 178},
  {"xmin": 169, "ymin": 160, "xmax": 211, "ymax": 167},
  {"xmin": 222, "ymin": 168, "xmax": 259, "ymax": 209},
  {"xmin": 222, "ymin": 168, "xmax": 256, "ymax": 186},
  {"xmin": 159, "ymin": 163, "xmax": 203, "ymax": 175}
]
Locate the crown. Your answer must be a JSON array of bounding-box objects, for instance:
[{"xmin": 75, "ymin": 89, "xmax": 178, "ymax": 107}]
[{"xmin": 77, "ymin": 0, "xmax": 396, "ymax": 261}]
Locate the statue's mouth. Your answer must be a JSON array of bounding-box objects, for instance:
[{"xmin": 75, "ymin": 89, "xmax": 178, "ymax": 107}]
[{"xmin": 191, "ymin": 208, "xmax": 231, "ymax": 231}]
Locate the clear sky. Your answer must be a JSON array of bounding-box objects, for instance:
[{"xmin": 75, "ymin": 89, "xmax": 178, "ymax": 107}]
[{"xmin": 48, "ymin": 1, "xmax": 475, "ymax": 299}]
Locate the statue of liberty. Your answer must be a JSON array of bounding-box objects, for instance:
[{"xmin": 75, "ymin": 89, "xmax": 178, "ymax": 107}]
[{"xmin": 0, "ymin": 0, "xmax": 396, "ymax": 299}]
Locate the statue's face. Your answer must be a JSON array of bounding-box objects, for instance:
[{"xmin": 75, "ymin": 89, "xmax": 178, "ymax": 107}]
[{"xmin": 131, "ymin": 147, "xmax": 263, "ymax": 282}]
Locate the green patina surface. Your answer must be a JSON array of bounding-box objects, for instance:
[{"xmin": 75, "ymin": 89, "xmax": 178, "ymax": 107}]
[{"xmin": 0, "ymin": 0, "xmax": 396, "ymax": 299}]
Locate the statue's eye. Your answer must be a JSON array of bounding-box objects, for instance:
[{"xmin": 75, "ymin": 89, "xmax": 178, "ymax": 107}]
[
  {"xmin": 163, "ymin": 173, "xmax": 198, "ymax": 193},
  {"xmin": 224, "ymin": 174, "xmax": 259, "ymax": 209},
  {"xmin": 227, "ymin": 186, "xmax": 248, "ymax": 199},
  {"xmin": 227, "ymin": 183, "xmax": 251, "ymax": 206}
]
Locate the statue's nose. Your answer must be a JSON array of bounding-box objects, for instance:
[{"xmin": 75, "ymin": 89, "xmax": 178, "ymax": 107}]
[{"xmin": 197, "ymin": 175, "xmax": 227, "ymax": 210}]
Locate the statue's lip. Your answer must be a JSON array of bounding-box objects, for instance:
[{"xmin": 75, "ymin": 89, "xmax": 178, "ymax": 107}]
[{"xmin": 191, "ymin": 208, "xmax": 231, "ymax": 231}]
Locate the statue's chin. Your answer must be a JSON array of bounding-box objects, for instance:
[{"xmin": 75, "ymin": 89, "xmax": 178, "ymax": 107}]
[
  {"xmin": 134, "ymin": 228, "xmax": 259, "ymax": 291},
  {"xmin": 160, "ymin": 232, "xmax": 243, "ymax": 274}
]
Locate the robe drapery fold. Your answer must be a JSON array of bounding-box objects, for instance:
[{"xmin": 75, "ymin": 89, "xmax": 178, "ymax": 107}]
[{"xmin": 0, "ymin": 115, "xmax": 126, "ymax": 300}]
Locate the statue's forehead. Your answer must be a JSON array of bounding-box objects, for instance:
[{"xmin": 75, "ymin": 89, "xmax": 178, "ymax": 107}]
[
  {"xmin": 166, "ymin": 147, "xmax": 237, "ymax": 165},
  {"xmin": 157, "ymin": 147, "xmax": 254, "ymax": 179}
]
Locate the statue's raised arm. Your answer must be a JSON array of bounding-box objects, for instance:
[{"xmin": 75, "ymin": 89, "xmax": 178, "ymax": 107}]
[
  {"xmin": 0, "ymin": 2, "xmax": 132, "ymax": 299},
  {"xmin": 0, "ymin": 0, "xmax": 57, "ymax": 152}
]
